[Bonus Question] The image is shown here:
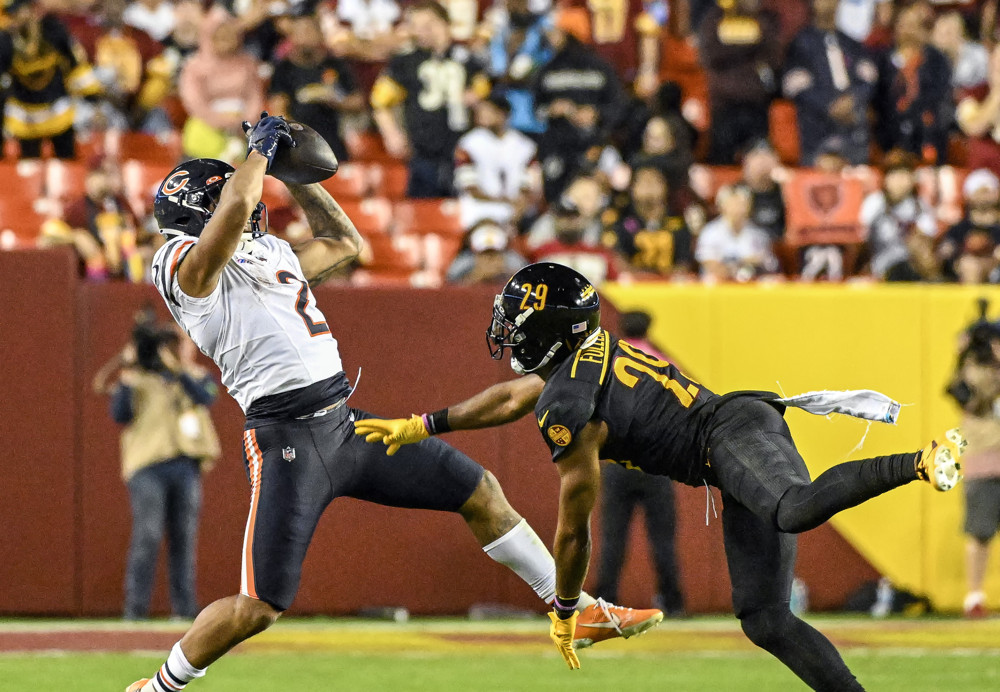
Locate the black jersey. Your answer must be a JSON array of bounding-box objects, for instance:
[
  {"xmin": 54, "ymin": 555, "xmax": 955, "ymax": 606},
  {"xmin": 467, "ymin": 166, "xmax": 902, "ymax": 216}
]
[
  {"xmin": 371, "ymin": 44, "xmax": 488, "ymax": 158},
  {"xmin": 535, "ymin": 329, "xmax": 721, "ymax": 486}
]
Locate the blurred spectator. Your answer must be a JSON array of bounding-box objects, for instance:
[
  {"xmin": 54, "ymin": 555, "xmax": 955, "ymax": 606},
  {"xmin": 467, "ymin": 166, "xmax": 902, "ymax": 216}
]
[
  {"xmin": 944, "ymin": 308, "xmax": 1000, "ymax": 618},
  {"xmin": 525, "ymin": 174, "xmax": 607, "ymax": 249},
  {"xmin": 938, "ymin": 169, "xmax": 1000, "ymax": 283},
  {"xmin": 608, "ymin": 166, "xmax": 694, "ymax": 277},
  {"xmin": 94, "ymin": 315, "xmax": 219, "ymax": 621},
  {"xmin": 446, "ymin": 219, "xmax": 528, "ymax": 283},
  {"xmin": 322, "ymin": 0, "xmax": 402, "ymax": 61},
  {"xmin": 0, "ymin": 0, "xmax": 101, "ymax": 159},
  {"xmin": 873, "ymin": 2, "xmax": 952, "ymax": 164},
  {"xmin": 41, "ymin": 157, "xmax": 147, "ymax": 281},
  {"xmin": 740, "ymin": 139, "xmax": 785, "ymax": 241},
  {"xmin": 454, "ymin": 93, "xmax": 540, "ymax": 229},
  {"xmin": 371, "ymin": 0, "xmax": 489, "ymax": 197},
  {"xmin": 483, "ymin": 0, "xmax": 552, "ymax": 134},
  {"xmin": 628, "ymin": 114, "xmax": 693, "ymax": 196},
  {"xmin": 695, "ymin": 183, "xmax": 779, "ymax": 281},
  {"xmin": 783, "ymin": 135, "xmax": 870, "ymax": 280},
  {"xmin": 529, "ymin": 198, "xmax": 622, "ymax": 284},
  {"xmin": 783, "ymin": 0, "xmax": 878, "ymax": 165},
  {"xmin": 859, "ymin": 149, "xmax": 940, "ymax": 281},
  {"xmin": 835, "ymin": 0, "xmax": 889, "ymax": 43},
  {"xmin": 178, "ymin": 8, "xmax": 265, "ymax": 162},
  {"xmin": 932, "ymin": 10, "xmax": 989, "ymax": 89},
  {"xmin": 957, "ymin": 44, "xmax": 1000, "ymax": 177},
  {"xmin": 123, "ymin": 0, "xmax": 175, "ymax": 42},
  {"xmin": 268, "ymin": 13, "xmax": 363, "ymax": 163},
  {"xmin": 595, "ymin": 310, "xmax": 685, "ymax": 616},
  {"xmin": 68, "ymin": 0, "xmax": 168, "ymax": 132},
  {"xmin": 583, "ymin": 0, "xmax": 667, "ymax": 82},
  {"xmin": 534, "ymin": 24, "xmax": 625, "ymax": 137},
  {"xmin": 698, "ymin": 0, "xmax": 782, "ymax": 164}
]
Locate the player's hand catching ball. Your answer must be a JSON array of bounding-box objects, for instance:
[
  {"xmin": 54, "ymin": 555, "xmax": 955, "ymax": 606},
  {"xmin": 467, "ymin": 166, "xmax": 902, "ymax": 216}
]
[
  {"xmin": 354, "ymin": 415, "xmax": 429, "ymax": 456},
  {"xmin": 242, "ymin": 111, "xmax": 296, "ymax": 170},
  {"xmin": 548, "ymin": 611, "xmax": 581, "ymax": 670}
]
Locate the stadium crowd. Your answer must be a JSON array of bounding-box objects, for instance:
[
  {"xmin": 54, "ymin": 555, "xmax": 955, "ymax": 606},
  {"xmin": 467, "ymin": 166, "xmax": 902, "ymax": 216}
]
[{"xmin": 3, "ymin": 0, "xmax": 1000, "ymax": 286}]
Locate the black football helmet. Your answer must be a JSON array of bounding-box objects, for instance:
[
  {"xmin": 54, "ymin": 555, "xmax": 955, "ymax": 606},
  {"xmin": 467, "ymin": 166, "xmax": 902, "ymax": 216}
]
[
  {"xmin": 488, "ymin": 263, "xmax": 601, "ymax": 374},
  {"xmin": 153, "ymin": 158, "xmax": 267, "ymax": 239}
]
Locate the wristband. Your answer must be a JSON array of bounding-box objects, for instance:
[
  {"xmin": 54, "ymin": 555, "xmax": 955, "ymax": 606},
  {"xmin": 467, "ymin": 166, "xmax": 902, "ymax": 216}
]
[
  {"xmin": 553, "ymin": 595, "xmax": 580, "ymax": 620},
  {"xmin": 422, "ymin": 408, "xmax": 451, "ymax": 435}
]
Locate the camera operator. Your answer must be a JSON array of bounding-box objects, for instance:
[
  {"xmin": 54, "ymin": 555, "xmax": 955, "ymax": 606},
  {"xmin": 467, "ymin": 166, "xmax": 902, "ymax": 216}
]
[
  {"xmin": 947, "ymin": 299, "xmax": 1000, "ymax": 618},
  {"xmin": 93, "ymin": 310, "xmax": 220, "ymax": 620}
]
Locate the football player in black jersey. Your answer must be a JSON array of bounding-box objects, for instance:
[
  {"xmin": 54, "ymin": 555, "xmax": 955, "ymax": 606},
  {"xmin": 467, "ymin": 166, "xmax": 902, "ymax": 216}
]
[
  {"xmin": 356, "ymin": 262, "xmax": 967, "ymax": 688},
  {"xmin": 370, "ymin": 0, "xmax": 490, "ymax": 197}
]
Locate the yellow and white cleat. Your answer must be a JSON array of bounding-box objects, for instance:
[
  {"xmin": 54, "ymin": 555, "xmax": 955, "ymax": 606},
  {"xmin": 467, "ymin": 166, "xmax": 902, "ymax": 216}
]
[
  {"xmin": 125, "ymin": 680, "xmax": 149, "ymax": 692},
  {"xmin": 572, "ymin": 598, "xmax": 664, "ymax": 649},
  {"xmin": 916, "ymin": 428, "xmax": 966, "ymax": 491}
]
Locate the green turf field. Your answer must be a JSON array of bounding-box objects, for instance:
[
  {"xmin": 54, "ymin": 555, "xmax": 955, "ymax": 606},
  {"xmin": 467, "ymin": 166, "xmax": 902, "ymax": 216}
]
[{"xmin": 3, "ymin": 616, "xmax": 999, "ymax": 691}]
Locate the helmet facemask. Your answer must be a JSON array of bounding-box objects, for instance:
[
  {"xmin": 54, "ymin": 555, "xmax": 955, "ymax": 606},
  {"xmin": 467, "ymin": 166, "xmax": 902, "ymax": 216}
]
[
  {"xmin": 158, "ymin": 171, "xmax": 268, "ymax": 242},
  {"xmin": 487, "ymin": 296, "xmax": 564, "ymax": 374}
]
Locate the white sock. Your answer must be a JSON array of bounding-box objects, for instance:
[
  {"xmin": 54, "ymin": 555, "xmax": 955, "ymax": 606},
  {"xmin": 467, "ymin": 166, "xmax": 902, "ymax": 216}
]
[
  {"xmin": 484, "ymin": 518, "xmax": 557, "ymax": 603},
  {"xmin": 482, "ymin": 519, "xmax": 597, "ymax": 610},
  {"xmin": 148, "ymin": 641, "xmax": 206, "ymax": 691}
]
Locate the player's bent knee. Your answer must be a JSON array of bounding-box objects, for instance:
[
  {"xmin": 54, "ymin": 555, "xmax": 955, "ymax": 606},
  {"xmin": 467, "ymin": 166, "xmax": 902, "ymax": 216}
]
[
  {"xmin": 234, "ymin": 594, "xmax": 282, "ymax": 637},
  {"xmin": 739, "ymin": 605, "xmax": 794, "ymax": 651}
]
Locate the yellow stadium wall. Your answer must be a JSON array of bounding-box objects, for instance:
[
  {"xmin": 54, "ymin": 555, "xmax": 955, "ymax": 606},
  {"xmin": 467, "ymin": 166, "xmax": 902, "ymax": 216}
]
[{"xmin": 602, "ymin": 282, "xmax": 1000, "ymax": 612}]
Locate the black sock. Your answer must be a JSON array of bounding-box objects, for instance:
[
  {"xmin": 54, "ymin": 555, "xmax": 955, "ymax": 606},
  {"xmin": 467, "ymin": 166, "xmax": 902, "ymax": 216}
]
[{"xmin": 776, "ymin": 453, "xmax": 918, "ymax": 533}]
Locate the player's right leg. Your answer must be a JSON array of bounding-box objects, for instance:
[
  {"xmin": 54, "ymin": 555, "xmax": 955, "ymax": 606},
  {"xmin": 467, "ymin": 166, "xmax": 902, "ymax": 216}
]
[
  {"xmin": 127, "ymin": 424, "xmax": 334, "ymax": 691},
  {"xmin": 722, "ymin": 496, "xmax": 865, "ymax": 692},
  {"xmin": 344, "ymin": 413, "xmax": 663, "ymax": 646}
]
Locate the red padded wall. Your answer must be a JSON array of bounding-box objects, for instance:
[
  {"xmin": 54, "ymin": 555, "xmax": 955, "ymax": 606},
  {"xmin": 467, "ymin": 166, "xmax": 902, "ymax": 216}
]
[{"xmin": 0, "ymin": 250, "xmax": 878, "ymax": 616}]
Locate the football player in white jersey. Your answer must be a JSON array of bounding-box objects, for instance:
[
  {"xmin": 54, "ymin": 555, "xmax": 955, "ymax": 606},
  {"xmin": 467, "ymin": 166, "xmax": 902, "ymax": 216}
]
[{"xmin": 127, "ymin": 115, "xmax": 662, "ymax": 692}]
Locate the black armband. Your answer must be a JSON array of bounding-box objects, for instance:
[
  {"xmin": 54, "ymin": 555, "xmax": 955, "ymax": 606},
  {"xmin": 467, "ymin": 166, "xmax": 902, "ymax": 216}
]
[{"xmin": 423, "ymin": 408, "xmax": 451, "ymax": 435}]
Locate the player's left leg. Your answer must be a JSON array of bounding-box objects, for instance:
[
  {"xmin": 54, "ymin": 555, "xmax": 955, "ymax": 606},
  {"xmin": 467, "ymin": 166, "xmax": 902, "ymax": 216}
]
[
  {"xmin": 710, "ymin": 400, "xmax": 963, "ymax": 533},
  {"xmin": 722, "ymin": 496, "xmax": 865, "ymax": 692}
]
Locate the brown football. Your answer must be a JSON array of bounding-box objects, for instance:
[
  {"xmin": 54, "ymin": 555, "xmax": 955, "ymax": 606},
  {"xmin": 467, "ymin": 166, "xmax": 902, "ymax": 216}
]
[{"xmin": 268, "ymin": 120, "xmax": 339, "ymax": 184}]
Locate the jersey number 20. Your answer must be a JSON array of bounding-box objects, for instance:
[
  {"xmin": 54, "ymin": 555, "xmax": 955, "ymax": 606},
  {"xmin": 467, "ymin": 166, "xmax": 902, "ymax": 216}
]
[{"xmin": 277, "ymin": 270, "xmax": 331, "ymax": 337}]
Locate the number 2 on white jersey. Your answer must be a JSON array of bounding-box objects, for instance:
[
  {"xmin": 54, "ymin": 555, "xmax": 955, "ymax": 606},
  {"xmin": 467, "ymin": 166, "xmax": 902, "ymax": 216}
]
[{"xmin": 277, "ymin": 270, "xmax": 331, "ymax": 337}]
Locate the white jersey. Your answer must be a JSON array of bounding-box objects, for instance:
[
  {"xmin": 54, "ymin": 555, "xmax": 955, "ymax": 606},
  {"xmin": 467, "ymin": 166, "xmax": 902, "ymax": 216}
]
[
  {"xmin": 454, "ymin": 127, "xmax": 538, "ymax": 229},
  {"xmin": 152, "ymin": 234, "xmax": 343, "ymax": 412}
]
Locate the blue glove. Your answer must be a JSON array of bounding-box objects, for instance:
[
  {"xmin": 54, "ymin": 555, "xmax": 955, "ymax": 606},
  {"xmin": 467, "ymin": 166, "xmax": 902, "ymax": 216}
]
[{"xmin": 242, "ymin": 112, "xmax": 295, "ymax": 169}]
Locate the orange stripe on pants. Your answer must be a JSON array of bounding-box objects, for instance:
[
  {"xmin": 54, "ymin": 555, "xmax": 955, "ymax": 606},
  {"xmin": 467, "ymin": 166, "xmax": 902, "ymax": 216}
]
[{"xmin": 241, "ymin": 429, "xmax": 263, "ymax": 600}]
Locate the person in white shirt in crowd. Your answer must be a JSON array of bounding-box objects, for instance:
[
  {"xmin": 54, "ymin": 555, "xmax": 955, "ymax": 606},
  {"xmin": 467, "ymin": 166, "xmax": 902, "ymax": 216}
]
[
  {"xmin": 446, "ymin": 219, "xmax": 528, "ymax": 284},
  {"xmin": 835, "ymin": 0, "xmax": 890, "ymax": 43},
  {"xmin": 124, "ymin": 0, "xmax": 176, "ymax": 42},
  {"xmin": 696, "ymin": 183, "xmax": 778, "ymax": 282},
  {"xmin": 859, "ymin": 149, "xmax": 940, "ymax": 281},
  {"xmin": 321, "ymin": 0, "xmax": 402, "ymax": 61},
  {"xmin": 454, "ymin": 93, "xmax": 541, "ymax": 230},
  {"xmin": 932, "ymin": 11, "xmax": 989, "ymax": 90}
]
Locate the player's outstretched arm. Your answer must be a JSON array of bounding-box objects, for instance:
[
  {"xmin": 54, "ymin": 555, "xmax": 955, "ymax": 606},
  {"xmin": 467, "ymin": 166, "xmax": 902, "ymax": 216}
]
[
  {"xmin": 177, "ymin": 153, "xmax": 268, "ymax": 297},
  {"xmin": 353, "ymin": 375, "xmax": 545, "ymax": 455},
  {"xmin": 287, "ymin": 182, "xmax": 362, "ymax": 287},
  {"xmin": 548, "ymin": 420, "xmax": 605, "ymax": 671}
]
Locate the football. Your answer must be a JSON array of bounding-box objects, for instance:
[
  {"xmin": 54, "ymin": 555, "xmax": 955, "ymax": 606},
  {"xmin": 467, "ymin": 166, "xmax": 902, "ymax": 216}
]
[{"xmin": 268, "ymin": 120, "xmax": 339, "ymax": 184}]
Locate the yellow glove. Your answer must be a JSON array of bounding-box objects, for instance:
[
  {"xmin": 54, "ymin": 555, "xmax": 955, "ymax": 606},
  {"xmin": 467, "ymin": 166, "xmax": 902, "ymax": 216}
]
[
  {"xmin": 353, "ymin": 415, "xmax": 429, "ymax": 456},
  {"xmin": 547, "ymin": 611, "xmax": 580, "ymax": 670}
]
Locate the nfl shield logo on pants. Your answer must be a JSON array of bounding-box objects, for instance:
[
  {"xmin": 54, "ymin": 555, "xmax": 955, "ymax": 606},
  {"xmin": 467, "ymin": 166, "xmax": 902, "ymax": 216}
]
[{"xmin": 282, "ymin": 447, "xmax": 296, "ymax": 462}]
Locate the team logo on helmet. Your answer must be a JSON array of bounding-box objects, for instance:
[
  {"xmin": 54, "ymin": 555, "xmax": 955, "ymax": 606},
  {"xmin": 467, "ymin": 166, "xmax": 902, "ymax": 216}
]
[
  {"xmin": 547, "ymin": 425, "xmax": 572, "ymax": 447},
  {"xmin": 161, "ymin": 171, "xmax": 190, "ymax": 195}
]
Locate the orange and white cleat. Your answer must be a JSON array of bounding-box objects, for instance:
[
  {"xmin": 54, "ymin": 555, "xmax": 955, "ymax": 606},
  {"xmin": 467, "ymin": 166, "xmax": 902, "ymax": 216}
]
[
  {"xmin": 917, "ymin": 428, "xmax": 966, "ymax": 491},
  {"xmin": 573, "ymin": 598, "xmax": 664, "ymax": 649},
  {"xmin": 125, "ymin": 680, "xmax": 149, "ymax": 692}
]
